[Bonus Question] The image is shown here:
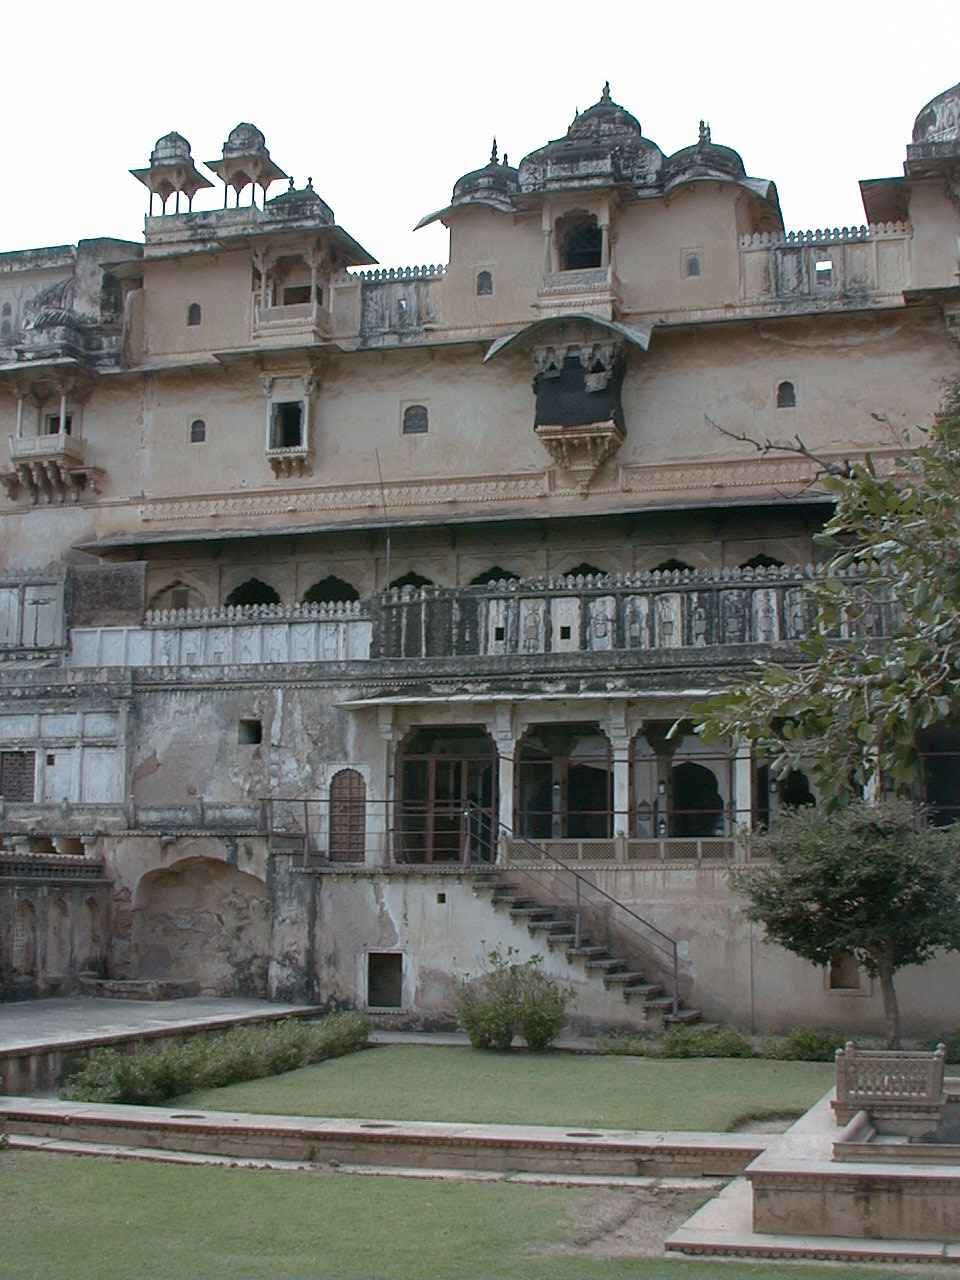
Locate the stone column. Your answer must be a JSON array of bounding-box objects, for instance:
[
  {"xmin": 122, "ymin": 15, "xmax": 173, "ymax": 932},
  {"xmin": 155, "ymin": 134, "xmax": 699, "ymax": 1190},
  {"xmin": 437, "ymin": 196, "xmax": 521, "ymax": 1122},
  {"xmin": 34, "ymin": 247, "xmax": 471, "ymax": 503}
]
[
  {"xmin": 732, "ymin": 743, "xmax": 753, "ymax": 853},
  {"xmin": 490, "ymin": 704, "xmax": 517, "ymax": 863}
]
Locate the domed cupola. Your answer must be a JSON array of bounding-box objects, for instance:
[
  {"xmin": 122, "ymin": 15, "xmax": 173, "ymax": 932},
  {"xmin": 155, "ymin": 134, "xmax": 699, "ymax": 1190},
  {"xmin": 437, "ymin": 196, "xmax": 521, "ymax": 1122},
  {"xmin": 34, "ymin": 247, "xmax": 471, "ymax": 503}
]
[
  {"xmin": 906, "ymin": 80, "xmax": 960, "ymax": 177},
  {"xmin": 663, "ymin": 121, "xmax": 747, "ymax": 192},
  {"xmin": 518, "ymin": 82, "xmax": 664, "ymax": 193},
  {"xmin": 130, "ymin": 131, "xmax": 213, "ymax": 214},
  {"xmin": 450, "ymin": 139, "xmax": 520, "ymax": 212}
]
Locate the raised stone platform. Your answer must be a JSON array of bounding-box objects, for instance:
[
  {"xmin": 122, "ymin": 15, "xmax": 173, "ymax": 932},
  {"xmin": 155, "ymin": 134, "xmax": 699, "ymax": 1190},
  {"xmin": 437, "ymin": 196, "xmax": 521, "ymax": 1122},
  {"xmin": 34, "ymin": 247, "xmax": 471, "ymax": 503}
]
[
  {"xmin": 0, "ymin": 996, "xmax": 316, "ymax": 1093},
  {"xmin": 667, "ymin": 1090, "xmax": 960, "ymax": 1263}
]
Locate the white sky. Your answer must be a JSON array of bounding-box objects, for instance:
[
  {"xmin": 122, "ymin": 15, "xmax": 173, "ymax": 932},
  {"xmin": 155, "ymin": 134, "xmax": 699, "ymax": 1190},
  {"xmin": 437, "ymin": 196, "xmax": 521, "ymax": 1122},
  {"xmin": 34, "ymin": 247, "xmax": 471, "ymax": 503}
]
[{"xmin": 4, "ymin": 1, "xmax": 958, "ymax": 267}]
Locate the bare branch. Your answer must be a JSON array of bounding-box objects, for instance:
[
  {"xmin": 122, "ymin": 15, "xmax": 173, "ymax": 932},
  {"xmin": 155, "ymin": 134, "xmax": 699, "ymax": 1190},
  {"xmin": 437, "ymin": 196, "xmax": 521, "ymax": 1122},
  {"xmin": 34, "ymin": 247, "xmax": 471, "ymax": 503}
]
[{"xmin": 703, "ymin": 415, "xmax": 852, "ymax": 479}]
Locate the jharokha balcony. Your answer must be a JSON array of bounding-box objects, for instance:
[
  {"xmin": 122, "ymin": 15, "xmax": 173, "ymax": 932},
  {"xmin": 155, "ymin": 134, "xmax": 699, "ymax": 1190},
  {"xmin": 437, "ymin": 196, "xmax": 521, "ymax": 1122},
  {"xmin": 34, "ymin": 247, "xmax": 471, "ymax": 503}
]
[{"xmin": 4, "ymin": 432, "xmax": 99, "ymax": 505}]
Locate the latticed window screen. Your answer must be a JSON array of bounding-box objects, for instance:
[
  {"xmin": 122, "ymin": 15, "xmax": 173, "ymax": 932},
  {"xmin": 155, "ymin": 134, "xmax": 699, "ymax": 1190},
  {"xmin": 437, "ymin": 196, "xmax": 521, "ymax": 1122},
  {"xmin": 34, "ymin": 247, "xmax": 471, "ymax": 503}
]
[
  {"xmin": 0, "ymin": 750, "xmax": 35, "ymax": 801},
  {"xmin": 329, "ymin": 768, "xmax": 365, "ymax": 862}
]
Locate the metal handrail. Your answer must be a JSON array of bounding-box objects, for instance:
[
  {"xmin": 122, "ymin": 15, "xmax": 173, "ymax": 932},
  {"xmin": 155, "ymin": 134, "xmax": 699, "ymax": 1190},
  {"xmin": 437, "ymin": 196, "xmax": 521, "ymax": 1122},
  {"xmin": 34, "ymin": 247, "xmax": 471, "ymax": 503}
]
[{"xmin": 470, "ymin": 802, "xmax": 680, "ymax": 1017}]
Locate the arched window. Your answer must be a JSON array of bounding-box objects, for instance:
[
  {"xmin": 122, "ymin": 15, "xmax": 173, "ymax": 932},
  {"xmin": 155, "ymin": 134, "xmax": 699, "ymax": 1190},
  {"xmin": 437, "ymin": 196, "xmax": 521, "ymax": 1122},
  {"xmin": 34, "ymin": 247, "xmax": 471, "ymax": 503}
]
[
  {"xmin": 776, "ymin": 380, "xmax": 796, "ymax": 408},
  {"xmin": 187, "ymin": 302, "xmax": 202, "ymax": 327},
  {"xmin": 556, "ymin": 212, "xmax": 602, "ymax": 271},
  {"xmin": 739, "ymin": 554, "xmax": 784, "ymax": 571},
  {"xmin": 302, "ymin": 575, "xmax": 360, "ymax": 605},
  {"xmin": 1, "ymin": 302, "xmax": 11, "ymax": 317},
  {"xmin": 149, "ymin": 581, "xmax": 199, "ymax": 612},
  {"xmin": 47, "ymin": 898, "xmax": 71, "ymax": 978},
  {"xmin": 329, "ymin": 768, "xmax": 366, "ymax": 862},
  {"xmin": 402, "ymin": 404, "xmax": 428, "ymax": 435},
  {"xmin": 670, "ymin": 761, "xmax": 724, "ymax": 838},
  {"xmin": 652, "ymin": 559, "xmax": 694, "ymax": 574},
  {"xmin": 683, "ymin": 253, "xmax": 701, "ymax": 278},
  {"xmin": 516, "ymin": 722, "xmax": 612, "ymax": 840},
  {"xmin": 469, "ymin": 566, "xmax": 520, "ymax": 586},
  {"xmin": 563, "ymin": 562, "xmax": 605, "ymax": 580},
  {"xmin": 389, "ymin": 571, "xmax": 433, "ymax": 591},
  {"xmin": 224, "ymin": 578, "xmax": 281, "ymax": 607},
  {"xmin": 476, "ymin": 270, "xmax": 493, "ymax": 296},
  {"xmin": 189, "ymin": 419, "xmax": 206, "ymax": 443}
]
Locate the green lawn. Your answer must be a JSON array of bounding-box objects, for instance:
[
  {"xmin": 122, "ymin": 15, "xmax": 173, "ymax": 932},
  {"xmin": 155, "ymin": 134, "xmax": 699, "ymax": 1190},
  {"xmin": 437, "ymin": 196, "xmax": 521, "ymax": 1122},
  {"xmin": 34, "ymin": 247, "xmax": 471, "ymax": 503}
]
[
  {"xmin": 0, "ymin": 1151, "xmax": 899, "ymax": 1280},
  {"xmin": 175, "ymin": 1044, "xmax": 834, "ymax": 1130}
]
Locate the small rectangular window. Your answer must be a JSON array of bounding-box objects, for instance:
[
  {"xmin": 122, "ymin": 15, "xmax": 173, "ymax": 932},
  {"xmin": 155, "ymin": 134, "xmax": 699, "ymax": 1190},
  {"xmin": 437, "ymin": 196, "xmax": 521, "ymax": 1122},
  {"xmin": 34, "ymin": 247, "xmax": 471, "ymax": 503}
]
[
  {"xmin": 815, "ymin": 260, "xmax": 833, "ymax": 285},
  {"xmin": 368, "ymin": 952, "xmax": 403, "ymax": 1008},
  {"xmin": 559, "ymin": 625, "xmax": 571, "ymax": 641},
  {"xmin": 238, "ymin": 718, "xmax": 262, "ymax": 745},
  {"xmin": 283, "ymin": 285, "xmax": 312, "ymax": 305},
  {"xmin": 45, "ymin": 414, "xmax": 72, "ymax": 435},
  {"xmin": 0, "ymin": 750, "xmax": 36, "ymax": 801},
  {"xmin": 170, "ymin": 587, "xmax": 190, "ymax": 610},
  {"xmin": 494, "ymin": 625, "xmax": 505, "ymax": 641},
  {"xmin": 402, "ymin": 404, "xmax": 428, "ymax": 435}
]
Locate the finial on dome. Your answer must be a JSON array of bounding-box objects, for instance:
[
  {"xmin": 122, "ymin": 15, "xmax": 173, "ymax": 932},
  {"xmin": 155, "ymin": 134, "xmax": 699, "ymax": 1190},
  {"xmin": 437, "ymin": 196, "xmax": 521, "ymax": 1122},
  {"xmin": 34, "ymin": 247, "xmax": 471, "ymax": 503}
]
[
  {"xmin": 502, "ymin": 152, "xmax": 508, "ymax": 167},
  {"xmin": 490, "ymin": 137, "xmax": 498, "ymax": 165},
  {"xmin": 287, "ymin": 176, "xmax": 294, "ymax": 190},
  {"xmin": 699, "ymin": 120, "xmax": 711, "ymax": 147},
  {"xmin": 602, "ymin": 80, "xmax": 611, "ymax": 101},
  {"xmin": 306, "ymin": 176, "xmax": 313, "ymax": 189}
]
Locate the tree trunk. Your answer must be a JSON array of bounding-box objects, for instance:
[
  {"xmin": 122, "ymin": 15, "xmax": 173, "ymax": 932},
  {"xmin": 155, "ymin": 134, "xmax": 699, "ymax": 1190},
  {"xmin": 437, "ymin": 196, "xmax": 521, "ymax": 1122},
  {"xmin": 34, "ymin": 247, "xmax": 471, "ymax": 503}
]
[{"xmin": 876, "ymin": 949, "xmax": 901, "ymax": 1048}]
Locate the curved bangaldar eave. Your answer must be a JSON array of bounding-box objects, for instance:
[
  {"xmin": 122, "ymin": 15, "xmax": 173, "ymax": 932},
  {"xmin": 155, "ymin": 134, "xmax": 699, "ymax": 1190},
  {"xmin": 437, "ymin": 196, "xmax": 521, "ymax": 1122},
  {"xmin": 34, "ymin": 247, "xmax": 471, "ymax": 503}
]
[{"xmin": 483, "ymin": 314, "xmax": 652, "ymax": 363}]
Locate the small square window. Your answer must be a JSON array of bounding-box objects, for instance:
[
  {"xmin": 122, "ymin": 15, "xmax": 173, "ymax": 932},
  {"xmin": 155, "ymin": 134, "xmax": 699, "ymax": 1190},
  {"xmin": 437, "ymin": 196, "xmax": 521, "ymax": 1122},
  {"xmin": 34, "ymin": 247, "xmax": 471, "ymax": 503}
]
[
  {"xmin": 44, "ymin": 414, "xmax": 72, "ymax": 435},
  {"xmin": 238, "ymin": 718, "xmax": 262, "ymax": 745},
  {"xmin": 437, "ymin": 892, "xmax": 446, "ymax": 904},
  {"xmin": 559, "ymin": 625, "xmax": 571, "ymax": 640},
  {"xmin": 829, "ymin": 953, "xmax": 861, "ymax": 990}
]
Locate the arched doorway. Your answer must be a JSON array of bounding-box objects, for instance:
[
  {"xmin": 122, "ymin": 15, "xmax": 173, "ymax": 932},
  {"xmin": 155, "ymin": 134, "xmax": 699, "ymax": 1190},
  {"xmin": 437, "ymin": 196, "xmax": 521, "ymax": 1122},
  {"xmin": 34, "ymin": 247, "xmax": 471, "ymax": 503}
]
[
  {"xmin": 516, "ymin": 723, "xmax": 612, "ymax": 839},
  {"xmin": 396, "ymin": 726, "xmax": 497, "ymax": 863},
  {"xmin": 670, "ymin": 762, "xmax": 724, "ymax": 837},
  {"xmin": 329, "ymin": 768, "xmax": 366, "ymax": 862}
]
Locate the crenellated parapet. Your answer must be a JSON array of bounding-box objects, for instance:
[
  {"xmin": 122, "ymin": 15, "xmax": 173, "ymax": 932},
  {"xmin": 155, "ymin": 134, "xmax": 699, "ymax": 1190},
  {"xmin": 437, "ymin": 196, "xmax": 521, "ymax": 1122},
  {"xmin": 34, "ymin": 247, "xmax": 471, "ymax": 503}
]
[{"xmin": 740, "ymin": 222, "xmax": 913, "ymax": 306}]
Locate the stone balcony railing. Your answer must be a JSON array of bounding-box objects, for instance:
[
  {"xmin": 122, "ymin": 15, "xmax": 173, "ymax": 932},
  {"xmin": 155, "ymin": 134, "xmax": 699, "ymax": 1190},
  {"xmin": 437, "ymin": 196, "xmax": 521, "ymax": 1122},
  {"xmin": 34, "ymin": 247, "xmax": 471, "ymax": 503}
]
[
  {"xmin": 536, "ymin": 265, "xmax": 621, "ymax": 320},
  {"xmin": 63, "ymin": 567, "xmax": 895, "ymax": 671},
  {"xmin": 4, "ymin": 433, "xmax": 100, "ymax": 505},
  {"xmin": 251, "ymin": 295, "xmax": 332, "ymax": 344},
  {"xmin": 739, "ymin": 222, "xmax": 913, "ymax": 306},
  {"xmin": 69, "ymin": 600, "xmax": 372, "ymax": 668},
  {"xmin": 373, "ymin": 564, "xmax": 896, "ymax": 661}
]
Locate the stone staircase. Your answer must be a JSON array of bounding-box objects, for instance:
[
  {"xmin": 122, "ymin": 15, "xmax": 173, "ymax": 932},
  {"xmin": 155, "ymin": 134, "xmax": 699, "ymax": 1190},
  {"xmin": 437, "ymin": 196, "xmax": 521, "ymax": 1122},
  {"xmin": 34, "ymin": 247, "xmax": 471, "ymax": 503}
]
[{"xmin": 476, "ymin": 874, "xmax": 704, "ymax": 1028}]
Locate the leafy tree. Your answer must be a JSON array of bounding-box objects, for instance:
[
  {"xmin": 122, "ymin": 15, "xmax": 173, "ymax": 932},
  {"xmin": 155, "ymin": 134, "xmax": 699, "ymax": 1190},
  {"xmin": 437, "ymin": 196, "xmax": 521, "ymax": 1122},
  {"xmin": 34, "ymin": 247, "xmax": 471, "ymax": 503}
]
[
  {"xmin": 698, "ymin": 382, "xmax": 960, "ymax": 806},
  {"xmin": 735, "ymin": 800, "xmax": 960, "ymax": 1046}
]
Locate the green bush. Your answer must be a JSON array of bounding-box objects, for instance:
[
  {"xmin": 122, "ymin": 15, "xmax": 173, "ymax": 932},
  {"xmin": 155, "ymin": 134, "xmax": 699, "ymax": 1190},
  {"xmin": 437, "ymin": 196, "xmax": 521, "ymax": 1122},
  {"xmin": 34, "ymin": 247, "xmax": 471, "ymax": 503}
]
[
  {"xmin": 657, "ymin": 1023, "xmax": 754, "ymax": 1059},
  {"xmin": 455, "ymin": 949, "xmax": 573, "ymax": 1052},
  {"xmin": 61, "ymin": 1010, "xmax": 368, "ymax": 1105},
  {"xmin": 765, "ymin": 1025, "xmax": 845, "ymax": 1062}
]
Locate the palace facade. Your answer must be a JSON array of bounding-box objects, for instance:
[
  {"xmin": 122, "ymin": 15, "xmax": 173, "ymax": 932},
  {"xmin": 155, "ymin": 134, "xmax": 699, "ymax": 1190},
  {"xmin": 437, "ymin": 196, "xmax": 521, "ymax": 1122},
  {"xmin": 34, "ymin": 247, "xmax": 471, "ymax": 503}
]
[{"xmin": 1, "ymin": 83, "xmax": 959, "ymax": 1033}]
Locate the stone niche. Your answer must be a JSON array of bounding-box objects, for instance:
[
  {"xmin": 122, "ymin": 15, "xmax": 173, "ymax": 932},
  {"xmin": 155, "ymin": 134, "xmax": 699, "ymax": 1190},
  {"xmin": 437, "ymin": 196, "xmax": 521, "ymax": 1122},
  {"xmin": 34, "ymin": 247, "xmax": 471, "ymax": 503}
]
[{"xmin": 532, "ymin": 339, "xmax": 625, "ymax": 492}]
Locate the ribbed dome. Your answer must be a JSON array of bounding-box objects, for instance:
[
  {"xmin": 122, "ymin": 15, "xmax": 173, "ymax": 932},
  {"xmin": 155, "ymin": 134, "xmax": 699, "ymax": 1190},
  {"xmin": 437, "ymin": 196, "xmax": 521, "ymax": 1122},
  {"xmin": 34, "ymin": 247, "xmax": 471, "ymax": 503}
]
[
  {"xmin": 451, "ymin": 140, "xmax": 519, "ymax": 205},
  {"xmin": 663, "ymin": 122, "xmax": 747, "ymax": 190},
  {"xmin": 912, "ymin": 81, "xmax": 960, "ymax": 145},
  {"xmin": 518, "ymin": 83, "xmax": 663, "ymax": 193}
]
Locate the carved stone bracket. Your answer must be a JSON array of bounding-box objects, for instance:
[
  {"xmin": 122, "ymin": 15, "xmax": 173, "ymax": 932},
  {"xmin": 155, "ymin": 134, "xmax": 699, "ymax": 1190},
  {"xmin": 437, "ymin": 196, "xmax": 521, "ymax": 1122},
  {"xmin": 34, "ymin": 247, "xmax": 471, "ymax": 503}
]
[
  {"xmin": 3, "ymin": 460, "xmax": 101, "ymax": 505},
  {"xmin": 266, "ymin": 446, "xmax": 313, "ymax": 478},
  {"xmin": 534, "ymin": 419, "xmax": 625, "ymax": 494}
]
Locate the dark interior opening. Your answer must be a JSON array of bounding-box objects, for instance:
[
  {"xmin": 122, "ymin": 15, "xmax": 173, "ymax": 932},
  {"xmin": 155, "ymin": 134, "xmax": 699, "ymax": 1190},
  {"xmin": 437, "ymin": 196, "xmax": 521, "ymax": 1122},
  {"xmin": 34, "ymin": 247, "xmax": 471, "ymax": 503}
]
[
  {"xmin": 368, "ymin": 952, "xmax": 403, "ymax": 1008},
  {"xmin": 270, "ymin": 401, "xmax": 304, "ymax": 449}
]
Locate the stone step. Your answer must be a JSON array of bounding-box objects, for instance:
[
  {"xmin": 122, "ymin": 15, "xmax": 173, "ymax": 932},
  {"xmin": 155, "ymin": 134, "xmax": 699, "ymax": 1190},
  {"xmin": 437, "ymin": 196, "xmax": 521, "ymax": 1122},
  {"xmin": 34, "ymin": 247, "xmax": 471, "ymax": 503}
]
[
  {"xmin": 665, "ymin": 1008, "xmax": 703, "ymax": 1026},
  {"xmin": 602, "ymin": 970, "xmax": 649, "ymax": 988},
  {"xmin": 508, "ymin": 906, "xmax": 556, "ymax": 921},
  {"xmin": 545, "ymin": 932, "xmax": 577, "ymax": 949},
  {"xmin": 527, "ymin": 919, "xmax": 565, "ymax": 934},
  {"xmin": 623, "ymin": 982, "xmax": 664, "ymax": 1002},
  {"xmin": 584, "ymin": 957, "xmax": 628, "ymax": 974},
  {"xmin": 566, "ymin": 945, "xmax": 609, "ymax": 961}
]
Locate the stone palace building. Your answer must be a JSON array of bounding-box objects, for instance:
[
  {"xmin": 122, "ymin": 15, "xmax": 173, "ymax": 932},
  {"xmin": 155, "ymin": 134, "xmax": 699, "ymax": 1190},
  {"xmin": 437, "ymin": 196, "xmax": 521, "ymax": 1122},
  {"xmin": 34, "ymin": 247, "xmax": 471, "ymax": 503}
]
[{"xmin": 1, "ymin": 81, "xmax": 958, "ymax": 1034}]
